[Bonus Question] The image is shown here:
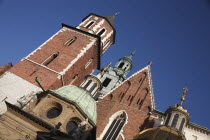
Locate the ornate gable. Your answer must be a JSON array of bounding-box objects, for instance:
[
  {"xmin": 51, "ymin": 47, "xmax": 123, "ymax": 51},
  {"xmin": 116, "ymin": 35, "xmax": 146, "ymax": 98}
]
[{"xmin": 102, "ymin": 64, "xmax": 155, "ymax": 112}]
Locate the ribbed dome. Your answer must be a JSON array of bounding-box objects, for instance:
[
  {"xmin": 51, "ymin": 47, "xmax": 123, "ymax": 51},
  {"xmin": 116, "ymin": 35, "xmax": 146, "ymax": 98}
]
[
  {"xmin": 51, "ymin": 85, "xmax": 97, "ymax": 125},
  {"xmin": 120, "ymin": 55, "xmax": 133, "ymax": 64},
  {"xmin": 134, "ymin": 126, "xmax": 186, "ymax": 140}
]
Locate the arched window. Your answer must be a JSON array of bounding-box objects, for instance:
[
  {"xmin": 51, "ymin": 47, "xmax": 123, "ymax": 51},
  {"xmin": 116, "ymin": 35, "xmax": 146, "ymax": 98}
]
[
  {"xmin": 171, "ymin": 114, "xmax": 179, "ymax": 127},
  {"xmin": 89, "ymin": 83, "xmax": 97, "ymax": 94},
  {"xmin": 165, "ymin": 113, "xmax": 171, "ymax": 126},
  {"xmin": 46, "ymin": 103, "xmax": 62, "ymax": 119},
  {"xmin": 118, "ymin": 62, "xmax": 124, "ymax": 68},
  {"xmin": 42, "ymin": 52, "xmax": 59, "ymax": 66},
  {"xmin": 102, "ymin": 112, "xmax": 127, "ymax": 140},
  {"xmin": 64, "ymin": 36, "xmax": 77, "ymax": 46},
  {"xmin": 97, "ymin": 28, "xmax": 106, "ymax": 37},
  {"xmin": 66, "ymin": 121, "xmax": 78, "ymax": 135},
  {"xmin": 179, "ymin": 118, "xmax": 185, "ymax": 131},
  {"xmin": 83, "ymin": 80, "xmax": 92, "ymax": 89},
  {"xmin": 86, "ymin": 21, "xmax": 94, "ymax": 28},
  {"xmin": 85, "ymin": 58, "xmax": 93, "ymax": 69},
  {"xmin": 47, "ymin": 107, "xmax": 62, "ymax": 119},
  {"xmin": 102, "ymin": 78, "xmax": 111, "ymax": 87},
  {"xmin": 66, "ymin": 117, "xmax": 81, "ymax": 135}
]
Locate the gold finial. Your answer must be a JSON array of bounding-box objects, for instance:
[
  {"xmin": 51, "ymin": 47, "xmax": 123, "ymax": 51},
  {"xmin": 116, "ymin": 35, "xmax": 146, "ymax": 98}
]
[
  {"xmin": 180, "ymin": 87, "xmax": 188, "ymax": 106},
  {"xmin": 101, "ymin": 62, "xmax": 112, "ymax": 72},
  {"xmin": 131, "ymin": 50, "xmax": 136, "ymax": 56}
]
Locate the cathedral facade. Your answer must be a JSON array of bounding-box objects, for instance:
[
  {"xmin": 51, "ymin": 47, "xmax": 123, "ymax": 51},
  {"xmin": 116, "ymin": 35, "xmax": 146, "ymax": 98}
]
[{"xmin": 0, "ymin": 13, "xmax": 210, "ymax": 140}]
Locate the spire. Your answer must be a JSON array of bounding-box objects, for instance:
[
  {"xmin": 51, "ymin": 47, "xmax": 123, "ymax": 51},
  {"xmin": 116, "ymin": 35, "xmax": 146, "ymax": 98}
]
[
  {"xmin": 131, "ymin": 50, "xmax": 136, "ymax": 56},
  {"xmin": 180, "ymin": 88, "xmax": 188, "ymax": 106},
  {"xmin": 126, "ymin": 50, "xmax": 136, "ymax": 60},
  {"xmin": 148, "ymin": 62, "xmax": 152, "ymax": 66},
  {"xmin": 104, "ymin": 12, "xmax": 120, "ymax": 26}
]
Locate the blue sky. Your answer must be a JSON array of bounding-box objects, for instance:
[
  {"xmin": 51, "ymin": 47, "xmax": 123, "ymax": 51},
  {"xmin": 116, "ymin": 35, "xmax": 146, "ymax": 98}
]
[{"xmin": 1, "ymin": 0, "xmax": 210, "ymax": 128}]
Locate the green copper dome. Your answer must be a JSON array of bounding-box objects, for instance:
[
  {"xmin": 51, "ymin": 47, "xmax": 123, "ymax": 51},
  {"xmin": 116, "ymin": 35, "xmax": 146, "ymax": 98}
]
[{"xmin": 51, "ymin": 85, "xmax": 97, "ymax": 125}]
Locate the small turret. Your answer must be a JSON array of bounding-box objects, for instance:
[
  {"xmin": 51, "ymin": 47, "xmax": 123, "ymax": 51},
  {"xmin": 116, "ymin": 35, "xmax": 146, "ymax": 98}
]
[
  {"xmin": 113, "ymin": 51, "xmax": 135, "ymax": 79},
  {"xmin": 134, "ymin": 88, "xmax": 189, "ymax": 140},
  {"xmin": 76, "ymin": 13, "xmax": 118, "ymax": 54},
  {"xmin": 164, "ymin": 88, "xmax": 190, "ymax": 132},
  {"xmin": 89, "ymin": 52, "xmax": 135, "ymax": 99}
]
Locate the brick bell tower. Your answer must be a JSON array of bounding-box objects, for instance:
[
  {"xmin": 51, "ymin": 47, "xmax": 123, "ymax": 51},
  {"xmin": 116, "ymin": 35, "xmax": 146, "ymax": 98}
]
[{"xmin": 0, "ymin": 13, "xmax": 117, "ymax": 114}]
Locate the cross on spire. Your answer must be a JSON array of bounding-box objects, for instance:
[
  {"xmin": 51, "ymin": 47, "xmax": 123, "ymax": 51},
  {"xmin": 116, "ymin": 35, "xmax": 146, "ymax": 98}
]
[
  {"xmin": 131, "ymin": 50, "xmax": 136, "ymax": 56},
  {"xmin": 180, "ymin": 87, "xmax": 188, "ymax": 106}
]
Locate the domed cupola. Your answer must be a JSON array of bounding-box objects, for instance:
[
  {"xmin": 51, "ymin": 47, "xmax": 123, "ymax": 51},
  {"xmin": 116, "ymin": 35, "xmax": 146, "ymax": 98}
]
[
  {"xmin": 164, "ymin": 88, "xmax": 190, "ymax": 132},
  {"xmin": 134, "ymin": 88, "xmax": 190, "ymax": 140},
  {"xmin": 51, "ymin": 85, "xmax": 97, "ymax": 125},
  {"xmin": 134, "ymin": 125, "xmax": 187, "ymax": 140},
  {"xmin": 113, "ymin": 51, "xmax": 135, "ymax": 79},
  {"xmin": 80, "ymin": 75, "xmax": 102, "ymax": 99}
]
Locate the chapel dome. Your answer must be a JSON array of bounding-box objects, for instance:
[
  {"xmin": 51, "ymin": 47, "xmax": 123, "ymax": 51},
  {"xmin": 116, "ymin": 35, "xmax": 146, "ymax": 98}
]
[
  {"xmin": 133, "ymin": 125, "xmax": 187, "ymax": 140},
  {"xmin": 50, "ymin": 85, "xmax": 97, "ymax": 125}
]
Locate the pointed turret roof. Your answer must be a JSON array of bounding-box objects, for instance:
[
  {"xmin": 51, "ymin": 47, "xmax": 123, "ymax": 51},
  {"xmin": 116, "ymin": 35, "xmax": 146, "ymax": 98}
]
[
  {"xmin": 122, "ymin": 50, "xmax": 135, "ymax": 62},
  {"xmin": 103, "ymin": 12, "xmax": 120, "ymax": 26}
]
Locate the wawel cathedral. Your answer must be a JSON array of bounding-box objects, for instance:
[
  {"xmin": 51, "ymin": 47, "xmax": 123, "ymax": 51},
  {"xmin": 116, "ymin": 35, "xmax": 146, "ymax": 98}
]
[{"xmin": 0, "ymin": 13, "xmax": 210, "ymax": 140}]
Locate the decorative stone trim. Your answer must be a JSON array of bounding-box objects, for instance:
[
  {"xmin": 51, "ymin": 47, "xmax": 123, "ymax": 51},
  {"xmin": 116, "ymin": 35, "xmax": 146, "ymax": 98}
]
[
  {"xmin": 101, "ymin": 65, "xmax": 155, "ymax": 110},
  {"xmin": 60, "ymin": 38, "xmax": 97, "ymax": 75},
  {"xmin": 97, "ymin": 110, "xmax": 128, "ymax": 140},
  {"xmin": 24, "ymin": 29, "xmax": 63, "ymax": 60}
]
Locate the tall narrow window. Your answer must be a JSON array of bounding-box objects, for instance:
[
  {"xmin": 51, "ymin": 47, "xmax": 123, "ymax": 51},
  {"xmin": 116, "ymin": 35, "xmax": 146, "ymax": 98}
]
[
  {"xmin": 165, "ymin": 113, "xmax": 171, "ymax": 126},
  {"xmin": 171, "ymin": 114, "xmax": 179, "ymax": 127},
  {"xmin": 86, "ymin": 21, "xmax": 94, "ymax": 28},
  {"xmin": 66, "ymin": 121, "xmax": 78, "ymax": 135},
  {"xmin": 130, "ymin": 96, "xmax": 134, "ymax": 102},
  {"xmin": 118, "ymin": 93, "xmax": 123, "ymax": 98},
  {"xmin": 102, "ymin": 78, "xmax": 111, "ymax": 87},
  {"xmin": 139, "ymin": 78, "xmax": 142, "ymax": 83},
  {"xmin": 102, "ymin": 112, "xmax": 127, "ymax": 140},
  {"xmin": 85, "ymin": 58, "xmax": 93, "ymax": 69},
  {"xmin": 179, "ymin": 118, "xmax": 185, "ymax": 131},
  {"xmin": 104, "ymin": 39, "xmax": 110, "ymax": 47},
  {"xmin": 64, "ymin": 36, "xmax": 77, "ymax": 46},
  {"xmin": 83, "ymin": 80, "xmax": 92, "ymax": 89},
  {"xmin": 137, "ymin": 98, "xmax": 141, "ymax": 105},
  {"xmin": 69, "ymin": 74, "xmax": 78, "ymax": 85},
  {"xmin": 127, "ymin": 95, "xmax": 131, "ymax": 101},
  {"xmin": 89, "ymin": 83, "xmax": 97, "ymax": 94},
  {"xmin": 97, "ymin": 28, "xmax": 106, "ymax": 37},
  {"xmin": 42, "ymin": 52, "xmax": 59, "ymax": 66},
  {"xmin": 118, "ymin": 62, "xmax": 124, "ymax": 68}
]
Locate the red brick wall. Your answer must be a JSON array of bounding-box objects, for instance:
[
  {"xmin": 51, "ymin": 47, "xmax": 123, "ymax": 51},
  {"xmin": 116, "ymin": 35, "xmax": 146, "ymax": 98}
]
[
  {"xmin": 96, "ymin": 68, "xmax": 154, "ymax": 139},
  {"xmin": 104, "ymin": 69, "xmax": 152, "ymax": 111},
  {"xmin": 96, "ymin": 100, "xmax": 150, "ymax": 139},
  {"xmin": 0, "ymin": 63, "xmax": 12, "ymax": 76},
  {"xmin": 78, "ymin": 14, "xmax": 115, "ymax": 54},
  {"xmin": 9, "ymin": 27, "xmax": 99, "ymax": 90}
]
